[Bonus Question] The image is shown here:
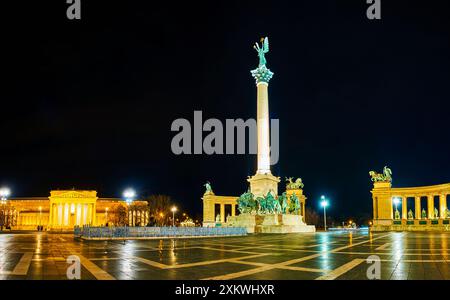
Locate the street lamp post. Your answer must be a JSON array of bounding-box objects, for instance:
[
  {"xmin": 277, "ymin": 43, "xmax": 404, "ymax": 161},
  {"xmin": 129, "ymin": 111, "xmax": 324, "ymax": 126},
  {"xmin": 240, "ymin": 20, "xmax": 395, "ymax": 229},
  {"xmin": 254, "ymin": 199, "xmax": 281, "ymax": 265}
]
[
  {"xmin": 171, "ymin": 206, "xmax": 177, "ymax": 227},
  {"xmin": 320, "ymin": 195, "xmax": 329, "ymax": 231}
]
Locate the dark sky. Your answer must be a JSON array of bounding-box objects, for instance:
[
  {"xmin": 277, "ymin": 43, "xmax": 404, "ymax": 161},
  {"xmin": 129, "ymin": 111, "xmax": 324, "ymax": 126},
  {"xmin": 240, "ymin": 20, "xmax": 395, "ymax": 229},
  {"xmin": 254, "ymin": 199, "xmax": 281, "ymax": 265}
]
[{"xmin": 2, "ymin": 0, "xmax": 450, "ymax": 221}]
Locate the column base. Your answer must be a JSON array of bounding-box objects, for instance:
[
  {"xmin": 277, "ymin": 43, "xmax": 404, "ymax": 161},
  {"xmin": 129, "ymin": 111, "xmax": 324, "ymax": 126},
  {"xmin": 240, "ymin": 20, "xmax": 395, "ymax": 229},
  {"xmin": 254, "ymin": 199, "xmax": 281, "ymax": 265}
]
[{"xmin": 247, "ymin": 173, "xmax": 280, "ymax": 198}]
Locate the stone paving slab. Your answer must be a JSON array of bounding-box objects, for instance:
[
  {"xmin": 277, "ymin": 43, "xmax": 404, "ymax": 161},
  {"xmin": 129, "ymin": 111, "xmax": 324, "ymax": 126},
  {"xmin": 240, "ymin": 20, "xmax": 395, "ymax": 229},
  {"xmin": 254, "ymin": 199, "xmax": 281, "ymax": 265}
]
[{"xmin": 0, "ymin": 231, "xmax": 449, "ymax": 279}]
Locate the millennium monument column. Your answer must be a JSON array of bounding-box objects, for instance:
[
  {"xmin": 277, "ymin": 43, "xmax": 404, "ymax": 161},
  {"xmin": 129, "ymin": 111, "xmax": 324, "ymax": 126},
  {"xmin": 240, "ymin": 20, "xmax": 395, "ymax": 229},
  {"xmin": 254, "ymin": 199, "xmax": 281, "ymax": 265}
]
[
  {"xmin": 202, "ymin": 37, "xmax": 315, "ymax": 233},
  {"xmin": 247, "ymin": 37, "xmax": 280, "ymax": 198}
]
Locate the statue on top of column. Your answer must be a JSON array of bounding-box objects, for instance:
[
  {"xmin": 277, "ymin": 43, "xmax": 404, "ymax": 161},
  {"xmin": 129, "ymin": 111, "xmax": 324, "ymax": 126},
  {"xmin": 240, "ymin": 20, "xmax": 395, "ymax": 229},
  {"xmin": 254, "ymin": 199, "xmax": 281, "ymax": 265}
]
[
  {"xmin": 203, "ymin": 181, "xmax": 214, "ymax": 195},
  {"xmin": 253, "ymin": 37, "xmax": 269, "ymax": 67},
  {"xmin": 286, "ymin": 177, "xmax": 304, "ymax": 190},
  {"xmin": 369, "ymin": 166, "xmax": 393, "ymax": 183},
  {"xmin": 251, "ymin": 37, "xmax": 274, "ymax": 84}
]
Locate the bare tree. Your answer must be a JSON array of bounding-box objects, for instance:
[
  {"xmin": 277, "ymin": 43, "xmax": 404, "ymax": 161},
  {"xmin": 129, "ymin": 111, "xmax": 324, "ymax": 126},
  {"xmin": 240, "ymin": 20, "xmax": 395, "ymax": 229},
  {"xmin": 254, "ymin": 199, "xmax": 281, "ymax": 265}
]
[
  {"xmin": 305, "ymin": 207, "xmax": 320, "ymax": 227},
  {"xmin": 109, "ymin": 205, "xmax": 128, "ymax": 226},
  {"xmin": 144, "ymin": 195, "xmax": 173, "ymax": 226}
]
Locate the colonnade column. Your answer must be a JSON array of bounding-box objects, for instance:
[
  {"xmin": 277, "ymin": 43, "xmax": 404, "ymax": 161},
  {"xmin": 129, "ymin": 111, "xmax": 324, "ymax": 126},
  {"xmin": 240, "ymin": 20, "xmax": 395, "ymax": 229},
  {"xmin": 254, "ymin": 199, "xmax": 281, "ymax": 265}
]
[
  {"xmin": 64, "ymin": 203, "xmax": 69, "ymax": 226},
  {"xmin": 427, "ymin": 195, "xmax": 434, "ymax": 219},
  {"xmin": 439, "ymin": 194, "xmax": 447, "ymax": 219},
  {"xmin": 80, "ymin": 204, "xmax": 84, "ymax": 225},
  {"xmin": 402, "ymin": 197, "xmax": 407, "ymax": 220},
  {"xmin": 415, "ymin": 196, "xmax": 421, "ymax": 219},
  {"xmin": 87, "ymin": 204, "xmax": 92, "ymax": 225},
  {"xmin": 220, "ymin": 204, "xmax": 225, "ymax": 223}
]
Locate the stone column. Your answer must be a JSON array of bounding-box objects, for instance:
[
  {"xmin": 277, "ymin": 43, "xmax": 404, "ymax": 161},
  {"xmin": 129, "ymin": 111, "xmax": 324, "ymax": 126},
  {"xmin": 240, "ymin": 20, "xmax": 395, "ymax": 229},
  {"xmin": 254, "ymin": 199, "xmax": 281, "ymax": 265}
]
[
  {"xmin": 247, "ymin": 61, "xmax": 280, "ymax": 198},
  {"xmin": 48, "ymin": 203, "xmax": 53, "ymax": 230},
  {"xmin": 415, "ymin": 196, "xmax": 421, "ymax": 219},
  {"xmin": 57, "ymin": 204, "xmax": 62, "ymax": 225},
  {"xmin": 54, "ymin": 204, "xmax": 58, "ymax": 226},
  {"xmin": 64, "ymin": 203, "xmax": 69, "ymax": 226},
  {"xmin": 87, "ymin": 204, "xmax": 92, "ymax": 225},
  {"xmin": 92, "ymin": 203, "xmax": 97, "ymax": 226},
  {"xmin": 427, "ymin": 195, "xmax": 434, "ymax": 219},
  {"xmin": 84, "ymin": 204, "xmax": 88, "ymax": 225},
  {"xmin": 231, "ymin": 204, "xmax": 236, "ymax": 216},
  {"xmin": 70, "ymin": 202, "xmax": 73, "ymax": 226},
  {"xmin": 402, "ymin": 197, "xmax": 407, "ymax": 220},
  {"xmin": 256, "ymin": 82, "xmax": 271, "ymax": 174},
  {"xmin": 220, "ymin": 204, "xmax": 225, "ymax": 223},
  {"xmin": 80, "ymin": 204, "xmax": 84, "ymax": 225},
  {"xmin": 439, "ymin": 194, "xmax": 447, "ymax": 219}
]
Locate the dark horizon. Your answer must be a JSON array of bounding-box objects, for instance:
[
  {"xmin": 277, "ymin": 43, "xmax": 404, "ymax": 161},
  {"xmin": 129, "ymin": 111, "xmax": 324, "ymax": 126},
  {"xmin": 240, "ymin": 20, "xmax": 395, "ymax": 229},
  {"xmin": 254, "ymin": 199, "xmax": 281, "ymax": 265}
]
[{"xmin": 2, "ymin": 0, "xmax": 450, "ymax": 223}]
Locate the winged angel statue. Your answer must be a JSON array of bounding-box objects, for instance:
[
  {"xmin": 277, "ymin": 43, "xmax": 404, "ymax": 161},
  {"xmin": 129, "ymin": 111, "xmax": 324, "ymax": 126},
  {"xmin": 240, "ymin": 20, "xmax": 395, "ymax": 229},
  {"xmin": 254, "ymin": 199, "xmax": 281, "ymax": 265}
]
[{"xmin": 254, "ymin": 37, "xmax": 269, "ymax": 67}]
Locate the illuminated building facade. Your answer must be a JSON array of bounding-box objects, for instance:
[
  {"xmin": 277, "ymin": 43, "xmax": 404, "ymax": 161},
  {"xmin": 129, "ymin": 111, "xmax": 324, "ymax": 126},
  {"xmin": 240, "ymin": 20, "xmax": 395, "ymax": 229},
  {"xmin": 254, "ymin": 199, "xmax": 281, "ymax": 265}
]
[
  {"xmin": 2, "ymin": 190, "xmax": 149, "ymax": 230},
  {"xmin": 371, "ymin": 182, "xmax": 450, "ymax": 231}
]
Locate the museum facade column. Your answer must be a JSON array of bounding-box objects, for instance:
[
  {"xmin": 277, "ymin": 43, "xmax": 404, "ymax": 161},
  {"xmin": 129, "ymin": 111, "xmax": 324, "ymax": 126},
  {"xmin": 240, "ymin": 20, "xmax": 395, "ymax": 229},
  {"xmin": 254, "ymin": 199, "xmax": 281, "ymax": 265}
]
[
  {"xmin": 48, "ymin": 203, "xmax": 53, "ymax": 229},
  {"xmin": 92, "ymin": 203, "xmax": 97, "ymax": 226}
]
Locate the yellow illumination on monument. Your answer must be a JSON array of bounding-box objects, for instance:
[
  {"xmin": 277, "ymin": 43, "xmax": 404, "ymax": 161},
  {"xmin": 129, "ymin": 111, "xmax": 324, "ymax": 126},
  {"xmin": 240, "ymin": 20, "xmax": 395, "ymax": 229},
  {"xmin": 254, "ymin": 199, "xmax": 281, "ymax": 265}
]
[{"xmin": 370, "ymin": 167, "xmax": 450, "ymax": 231}]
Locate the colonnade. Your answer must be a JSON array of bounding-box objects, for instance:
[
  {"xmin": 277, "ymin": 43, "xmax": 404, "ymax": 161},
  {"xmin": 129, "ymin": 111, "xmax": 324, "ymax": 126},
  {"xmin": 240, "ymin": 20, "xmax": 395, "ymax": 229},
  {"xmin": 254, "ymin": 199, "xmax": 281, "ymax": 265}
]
[
  {"xmin": 49, "ymin": 202, "xmax": 96, "ymax": 228},
  {"xmin": 218, "ymin": 203, "xmax": 237, "ymax": 223},
  {"xmin": 393, "ymin": 194, "xmax": 448, "ymax": 219},
  {"xmin": 371, "ymin": 182, "xmax": 450, "ymax": 228},
  {"xmin": 202, "ymin": 193, "xmax": 238, "ymax": 226},
  {"xmin": 128, "ymin": 210, "xmax": 150, "ymax": 226}
]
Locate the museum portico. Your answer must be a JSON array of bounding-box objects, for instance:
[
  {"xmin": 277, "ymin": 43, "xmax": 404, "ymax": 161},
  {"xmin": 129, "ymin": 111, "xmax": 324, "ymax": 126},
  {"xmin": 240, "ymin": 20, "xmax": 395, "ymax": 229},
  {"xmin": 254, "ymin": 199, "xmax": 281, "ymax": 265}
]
[{"xmin": 370, "ymin": 167, "xmax": 450, "ymax": 231}]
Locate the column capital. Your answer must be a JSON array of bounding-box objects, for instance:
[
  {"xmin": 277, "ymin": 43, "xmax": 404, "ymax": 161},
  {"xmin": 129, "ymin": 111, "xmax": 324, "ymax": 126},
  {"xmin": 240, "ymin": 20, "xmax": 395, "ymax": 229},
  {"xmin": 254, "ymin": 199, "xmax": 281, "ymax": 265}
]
[{"xmin": 251, "ymin": 65, "xmax": 274, "ymax": 84}]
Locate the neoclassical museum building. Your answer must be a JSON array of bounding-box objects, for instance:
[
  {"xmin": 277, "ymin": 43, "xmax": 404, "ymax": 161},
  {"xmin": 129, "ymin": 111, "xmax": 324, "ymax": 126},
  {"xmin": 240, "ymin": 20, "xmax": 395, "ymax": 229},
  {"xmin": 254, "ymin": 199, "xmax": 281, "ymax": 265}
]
[{"xmin": 1, "ymin": 190, "xmax": 149, "ymax": 231}]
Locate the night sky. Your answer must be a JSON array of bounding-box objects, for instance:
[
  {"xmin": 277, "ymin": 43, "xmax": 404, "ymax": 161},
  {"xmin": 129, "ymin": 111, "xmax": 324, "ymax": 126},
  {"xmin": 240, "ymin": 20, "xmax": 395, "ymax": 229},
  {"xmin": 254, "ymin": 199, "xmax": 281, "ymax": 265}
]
[{"xmin": 3, "ymin": 0, "xmax": 450, "ymax": 221}]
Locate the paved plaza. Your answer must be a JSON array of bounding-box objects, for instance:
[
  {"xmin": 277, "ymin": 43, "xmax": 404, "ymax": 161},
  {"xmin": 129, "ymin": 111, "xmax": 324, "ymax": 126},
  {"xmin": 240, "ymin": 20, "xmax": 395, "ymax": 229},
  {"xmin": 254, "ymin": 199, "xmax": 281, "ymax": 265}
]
[{"xmin": 0, "ymin": 231, "xmax": 449, "ymax": 280}]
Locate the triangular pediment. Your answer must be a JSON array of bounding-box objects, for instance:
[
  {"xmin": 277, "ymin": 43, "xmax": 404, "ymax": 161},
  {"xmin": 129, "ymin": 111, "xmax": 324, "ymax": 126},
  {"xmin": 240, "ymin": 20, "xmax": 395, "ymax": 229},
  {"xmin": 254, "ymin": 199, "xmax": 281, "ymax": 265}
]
[{"xmin": 49, "ymin": 190, "xmax": 97, "ymax": 199}]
